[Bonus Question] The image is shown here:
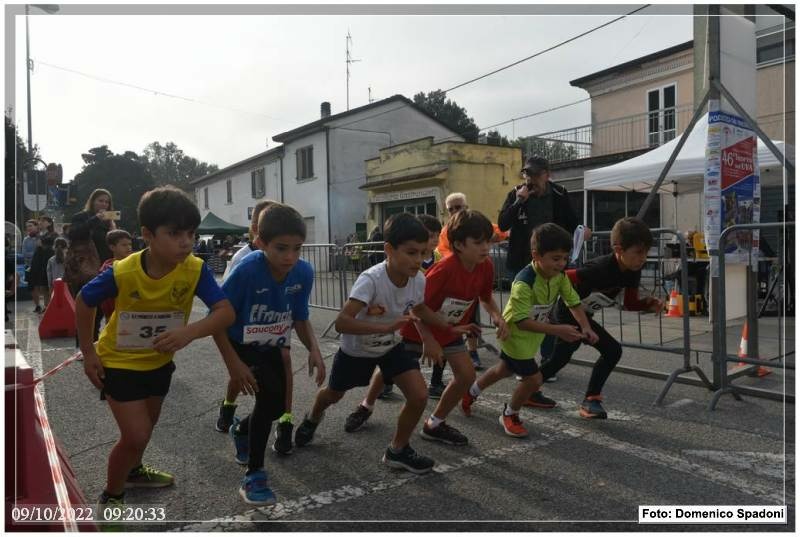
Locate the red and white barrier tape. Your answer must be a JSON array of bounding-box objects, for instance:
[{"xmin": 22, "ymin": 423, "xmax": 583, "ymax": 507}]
[
  {"xmin": 5, "ymin": 352, "xmax": 83, "ymax": 391},
  {"xmin": 33, "ymin": 385, "xmax": 78, "ymax": 532}
]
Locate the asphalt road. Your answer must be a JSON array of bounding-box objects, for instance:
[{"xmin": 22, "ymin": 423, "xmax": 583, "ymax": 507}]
[{"xmin": 8, "ymin": 298, "xmax": 795, "ymax": 532}]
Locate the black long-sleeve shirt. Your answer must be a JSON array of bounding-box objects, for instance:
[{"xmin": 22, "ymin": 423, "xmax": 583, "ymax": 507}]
[{"xmin": 68, "ymin": 210, "xmax": 113, "ymax": 262}]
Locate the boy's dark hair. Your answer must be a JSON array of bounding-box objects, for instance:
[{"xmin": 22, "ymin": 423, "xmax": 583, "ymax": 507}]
[
  {"xmin": 611, "ymin": 217, "xmax": 653, "ymax": 250},
  {"xmin": 138, "ymin": 185, "xmax": 200, "ymax": 233},
  {"xmin": 107, "ymin": 229, "xmax": 132, "ymax": 246},
  {"xmin": 417, "ymin": 213, "xmax": 442, "ymax": 235},
  {"xmin": 383, "ymin": 213, "xmax": 429, "ymax": 247},
  {"xmin": 522, "ymin": 155, "xmax": 550, "ymax": 177},
  {"xmin": 251, "ymin": 199, "xmax": 276, "ymax": 231},
  {"xmin": 447, "ymin": 209, "xmax": 493, "ymax": 251},
  {"xmin": 257, "ymin": 203, "xmax": 306, "ymax": 243},
  {"xmin": 530, "ymin": 223, "xmax": 572, "ymax": 255}
]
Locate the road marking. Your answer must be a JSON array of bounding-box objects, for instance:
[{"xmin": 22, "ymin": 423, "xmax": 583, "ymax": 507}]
[{"xmin": 683, "ymin": 450, "xmax": 792, "ymax": 480}]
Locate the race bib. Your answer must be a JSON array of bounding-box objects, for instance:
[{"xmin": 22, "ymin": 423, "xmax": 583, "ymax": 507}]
[
  {"xmin": 116, "ymin": 311, "xmax": 185, "ymax": 350},
  {"xmin": 242, "ymin": 321, "xmax": 293, "ymax": 346},
  {"xmin": 439, "ymin": 297, "xmax": 474, "ymax": 325},
  {"xmin": 360, "ymin": 331, "xmax": 397, "ymax": 351},
  {"xmin": 528, "ymin": 304, "xmax": 553, "ymax": 323},
  {"xmin": 581, "ymin": 292, "xmax": 619, "ymax": 313}
]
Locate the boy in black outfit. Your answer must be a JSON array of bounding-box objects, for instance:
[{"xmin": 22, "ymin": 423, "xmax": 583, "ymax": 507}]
[{"xmin": 534, "ymin": 217, "xmax": 663, "ymax": 418}]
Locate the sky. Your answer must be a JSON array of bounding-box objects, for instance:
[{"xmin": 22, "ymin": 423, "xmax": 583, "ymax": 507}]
[{"xmin": 11, "ymin": 4, "xmax": 694, "ymax": 183}]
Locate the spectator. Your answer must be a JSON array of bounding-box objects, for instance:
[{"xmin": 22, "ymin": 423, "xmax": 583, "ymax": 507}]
[
  {"xmin": 21, "ymin": 220, "xmax": 39, "ymax": 268},
  {"xmin": 498, "ymin": 156, "xmax": 591, "ymax": 369},
  {"xmin": 61, "ymin": 223, "xmax": 71, "ymax": 239},
  {"xmin": 28, "ymin": 234, "xmax": 55, "ymax": 313},
  {"xmin": 47, "ymin": 237, "xmax": 68, "ymax": 296},
  {"xmin": 98, "ymin": 229, "xmax": 133, "ymax": 322}
]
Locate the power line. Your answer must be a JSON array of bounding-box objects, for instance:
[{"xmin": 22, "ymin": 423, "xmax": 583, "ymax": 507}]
[
  {"xmin": 34, "ymin": 60, "xmax": 289, "ymax": 123},
  {"xmin": 444, "ymin": 4, "xmax": 651, "ymax": 93}
]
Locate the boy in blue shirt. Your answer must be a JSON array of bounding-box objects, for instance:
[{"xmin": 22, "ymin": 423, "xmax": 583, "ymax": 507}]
[{"xmin": 214, "ymin": 203, "xmax": 326, "ymax": 505}]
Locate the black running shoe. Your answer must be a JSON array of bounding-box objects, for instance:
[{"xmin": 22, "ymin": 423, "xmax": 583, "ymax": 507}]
[
  {"xmin": 427, "ymin": 383, "xmax": 445, "ymax": 399},
  {"xmin": 420, "ymin": 421, "xmax": 468, "ymax": 446},
  {"xmin": 382, "ymin": 444, "xmax": 435, "ymax": 474},
  {"xmin": 377, "ymin": 384, "xmax": 395, "ymax": 400},
  {"xmin": 215, "ymin": 402, "xmax": 237, "ymax": 433},
  {"xmin": 272, "ymin": 421, "xmax": 294, "ymax": 454},
  {"xmin": 523, "ymin": 391, "xmax": 557, "ymax": 409},
  {"xmin": 294, "ymin": 415, "xmax": 319, "ymax": 447},
  {"xmin": 344, "ymin": 404, "xmax": 372, "ymax": 433}
]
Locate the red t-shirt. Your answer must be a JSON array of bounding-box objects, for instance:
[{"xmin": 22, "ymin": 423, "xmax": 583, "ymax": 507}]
[{"xmin": 401, "ymin": 252, "xmax": 494, "ymax": 346}]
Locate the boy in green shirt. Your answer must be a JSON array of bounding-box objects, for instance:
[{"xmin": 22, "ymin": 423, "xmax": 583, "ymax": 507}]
[{"xmin": 461, "ymin": 223, "xmax": 598, "ymax": 437}]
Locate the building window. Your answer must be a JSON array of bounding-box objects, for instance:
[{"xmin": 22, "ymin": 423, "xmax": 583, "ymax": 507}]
[
  {"xmin": 226, "ymin": 179, "xmax": 232, "ymax": 204},
  {"xmin": 647, "ymin": 84, "xmax": 677, "ymax": 147},
  {"xmin": 296, "ymin": 146, "xmax": 314, "ymax": 180},
  {"xmin": 757, "ymin": 28, "xmax": 795, "ymax": 65},
  {"xmin": 251, "ymin": 168, "xmax": 266, "ymax": 198},
  {"xmin": 204, "ymin": 187, "xmax": 209, "ymax": 209}
]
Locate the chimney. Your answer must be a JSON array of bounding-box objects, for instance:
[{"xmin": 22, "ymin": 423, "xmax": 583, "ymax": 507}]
[{"xmin": 321, "ymin": 102, "xmax": 331, "ymax": 118}]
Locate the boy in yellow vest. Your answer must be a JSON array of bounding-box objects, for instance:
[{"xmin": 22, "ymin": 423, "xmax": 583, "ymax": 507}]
[{"xmin": 76, "ymin": 186, "xmax": 240, "ymax": 511}]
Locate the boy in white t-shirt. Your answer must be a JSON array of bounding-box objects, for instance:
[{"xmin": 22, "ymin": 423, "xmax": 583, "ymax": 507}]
[{"xmin": 294, "ymin": 213, "xmax": 466, "ymax": 474}]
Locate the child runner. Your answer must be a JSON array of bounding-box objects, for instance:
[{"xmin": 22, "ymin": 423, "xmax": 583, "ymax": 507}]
[
  {"xmin": 76, "ymin": 186, "xmax": 238, "ymax": 512},
  {"xmin": 534, "ymin": 217, "xmax": 662, "ymax": 418},
  {"xmin": 215, "ymin": 199, "xmax": 283, "ymax": 435},
  {"xmin": 294, "ymin": 213, "xmax": 452, "ymax": 474},
  {"xmin": 215, "ymin": 202, "xmax": 326, "ymax": 505},
  {"xmin": 98, "ymin": 229, "xmax": 133, "ymax": 321},
  {"xmin": 461, "ymin": 223, "xmax": 598, "ymax": 437},
  {"xmin": 46, "ymin": 237, "xmax": 68, "ymax": 295},
  {"xmin": 402, "ymin": 209, "xmax": 509, "ymax": 446},
  {"xmin": 374, "ymin": 213, "xmax": 443, "ymax": 401}
]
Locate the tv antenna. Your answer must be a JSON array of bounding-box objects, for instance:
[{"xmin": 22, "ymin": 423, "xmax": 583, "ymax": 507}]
[{"xmin": 346, "ymin": 30, "xmax": 360, "ymax": 110}]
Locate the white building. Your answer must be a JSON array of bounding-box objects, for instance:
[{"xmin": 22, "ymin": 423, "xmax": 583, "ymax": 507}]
[{"xmin": 192, "ymin": 95, "xmax": 460, "ymax": 244}]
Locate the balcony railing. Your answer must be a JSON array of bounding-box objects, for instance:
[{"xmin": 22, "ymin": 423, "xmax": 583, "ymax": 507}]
[{"xmin": 518, "ymin": 105, "xmax": 695, "ymax": 164}]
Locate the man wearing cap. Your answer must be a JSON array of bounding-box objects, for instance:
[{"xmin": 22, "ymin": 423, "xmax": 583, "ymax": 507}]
[{"xmin": 498, "ymin": 155, "xmax": 590, "ymax": 277}]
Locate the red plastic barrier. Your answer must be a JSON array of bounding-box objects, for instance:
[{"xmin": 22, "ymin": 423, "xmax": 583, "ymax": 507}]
[
  {"xmin": 5, "ymin": 346, "xmax": 96, "ymax": 532},
  {"xmin": 38, "ymin": 279, "xmax": 76, "ymax": 339}
]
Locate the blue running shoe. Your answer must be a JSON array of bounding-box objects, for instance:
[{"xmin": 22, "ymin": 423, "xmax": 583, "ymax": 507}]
[
  {"xmin": 239, "ymin": 469, "xmax": 277, "ymax": 506},
  {"xmin": 229, "ymin": 417, "xmax": 249, "ymax": 465}
]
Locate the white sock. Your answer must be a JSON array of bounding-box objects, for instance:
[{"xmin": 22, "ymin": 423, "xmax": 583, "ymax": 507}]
[
  {"xmin": 427, "ymin": 415, "xmax": 444, "ymax": 429},
  {"xmin": 469, "ymin": 382, "xmax": 481, "ymax": 398},
  {"xmin": 504, "ymin": 404, "xmax": 518, "ymax": 416},
  {"xmin": 361, "ymin": 398, "xmax": 374, "ymax": 411}
]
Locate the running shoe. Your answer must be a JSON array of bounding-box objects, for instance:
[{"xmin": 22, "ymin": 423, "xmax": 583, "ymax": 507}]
[
  {"xmin": 272, "ymin": 421, "xmax": 293, "ymax": 455},
  {"xmin": 229, "ymin": 417, "xmax": 249, "ymax": 465},
  {"xmin": 579, "ymin": 395, "xmax": 608, "ymax": 419},
  {"xmin": 523, "ymin": 391, "xmax": 557, "ymax": 409},
  {"xmin": 294, "ymin": 414, "xmax": 319, "ymax": 447},
  {"xmin": 377, "ymin": 384, "xmax": 395, "ymax": 400},
  {"xmin": 420, "ymin": 421, "xmax": 468, "ymax": 446},
  {"xmin": 427, "ymin": 383, "xmax": 445, "ymax": 399},
  {"xmin": 344, "ymin": 404, "xmax": 372, "ymax": 433},
  {"xmin": 544, "ymin": 375, "xmax": 558, "ymax": 383},
  {"xmin": 382, "ymin": 444, "xmax": 435, "ymax": 474},
  {"xmin": 97, "ymin": 492, "xmax": 125, "ymax": 526},
  {"xmin": 461, "ymin": 391, "xmax": 477, "ymax": 417},
  {"xmin": 239, "ymin": 469, "xmax": 277, "ymax": 506},
  {"xmin": 215, "ymin": 402, "xmax": 237, "ymax": 433},
  {"xmin": 125, "ymin": 464, "xmax": 174, "ymax": 488},
  {"xmin": 499, "ymin": 405, "xmax": 528, "ymax": 438},
  {"xmin": 469, "ymin": 350, "xmax": 484, "ymax": 371}
]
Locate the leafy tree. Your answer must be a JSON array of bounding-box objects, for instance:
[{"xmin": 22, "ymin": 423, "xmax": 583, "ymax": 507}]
[
  {"xmin": 413, "ymin": 90, "xmax": 480, "ymax": 142},
  {"xmin": 70, "ymin": 147, "xmax": 155, "ymax": 233},
  {"xmin": 516, "ymin": 136, "xmax": 578, "ymax": 163},
  {"xmin": 141, "ymin": 141, "xmax": 219, "ymax": 193},
  {"xmin": 485, "ymin": 130, "xmax": 516, "ymax": 147}
]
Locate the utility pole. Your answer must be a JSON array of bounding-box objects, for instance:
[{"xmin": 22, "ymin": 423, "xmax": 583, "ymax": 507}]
[
  {"xmin": 368, "ymin": 86, "xmax": 374, "ymax": 103},
  {"xmin": 346, "ymin": 31, "xmax": 360, "ymax": 110}
]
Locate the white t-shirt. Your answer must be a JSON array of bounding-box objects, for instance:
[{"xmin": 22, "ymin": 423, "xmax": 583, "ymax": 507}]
[
  {"xmin": 340, "ymin": 261, "xmax": 425, "ymax": 358},
  {"xmin": 222, "ymin": 243, "xmax": 253, "ymax": 283}
]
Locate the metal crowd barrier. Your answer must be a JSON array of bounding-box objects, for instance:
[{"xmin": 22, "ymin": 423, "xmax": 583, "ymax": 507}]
[{"xmin": 709, "ymin": 222, "xmax": 795, "ymax": 410}]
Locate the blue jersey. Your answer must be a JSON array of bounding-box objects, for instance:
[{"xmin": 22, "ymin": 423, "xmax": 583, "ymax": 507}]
[{"xmin": 223, "ymin": 250, "xmax": 313, "ymax": 348}]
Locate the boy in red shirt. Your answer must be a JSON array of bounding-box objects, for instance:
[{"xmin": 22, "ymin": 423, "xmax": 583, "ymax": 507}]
[
  {"xmin": 99, "ymin": 229, "xmax": 133, "ymax": 320},
  {"xmin": 401, "ymin": 209, "xmax": 509, "ymax": 446}
]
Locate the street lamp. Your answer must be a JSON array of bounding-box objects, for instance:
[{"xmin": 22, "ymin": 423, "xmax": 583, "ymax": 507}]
[{"xmin": 25, "ymin": 4, "xmax": 59, "ymax": 216}]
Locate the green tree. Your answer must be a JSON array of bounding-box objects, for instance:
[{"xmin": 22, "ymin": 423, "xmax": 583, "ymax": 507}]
[
  {"xmin": 485, "ymin": 129, "xmax": 517, "ymax": 147},
  {"xmin": 141, "ymin": 141, "xmax": 219, "ymax": 193},
  {"xmin": 70, "ymin": 147, "xmax": 156, "ymax": 233},
  {"xmin": 413, "ymin": 90, "xmax": 480, "ymax": 142}
]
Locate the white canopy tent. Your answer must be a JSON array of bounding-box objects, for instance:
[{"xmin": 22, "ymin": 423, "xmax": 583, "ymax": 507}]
[{"xmin": 583, "ymin": 112, "xmax": 793, "ymax": 195}]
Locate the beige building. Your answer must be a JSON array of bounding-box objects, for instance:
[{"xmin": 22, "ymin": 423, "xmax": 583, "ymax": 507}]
[{"xmin": 361, "ymin": 137, "xmax": 522, "ymax": 232}]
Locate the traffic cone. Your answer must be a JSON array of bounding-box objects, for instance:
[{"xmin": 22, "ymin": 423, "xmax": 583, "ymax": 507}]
[
  {"xmin": 38, "ymin": 279, "xmax": 77, "ymax": 339},
  {"xmin": 737, "ymin": 321, "xmax": 772, "ymax": 377},
  {"xmin": 665, "ymin": 289, "xmax": 683, "ymax": 318}
]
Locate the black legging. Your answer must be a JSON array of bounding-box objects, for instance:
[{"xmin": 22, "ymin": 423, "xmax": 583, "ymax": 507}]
[
  {"xmin": 231, "ymin": 342, "xmax": 286, "ymax": 472},
  {"xmin": 540, "ymin": 316, "xmax": 622, "ymax": 397}
]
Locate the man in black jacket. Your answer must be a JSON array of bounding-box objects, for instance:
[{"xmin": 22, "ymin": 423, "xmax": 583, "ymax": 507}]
[{"xmin": 498, "ymin": 156, "xmax": 591, "ymax": 277}]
